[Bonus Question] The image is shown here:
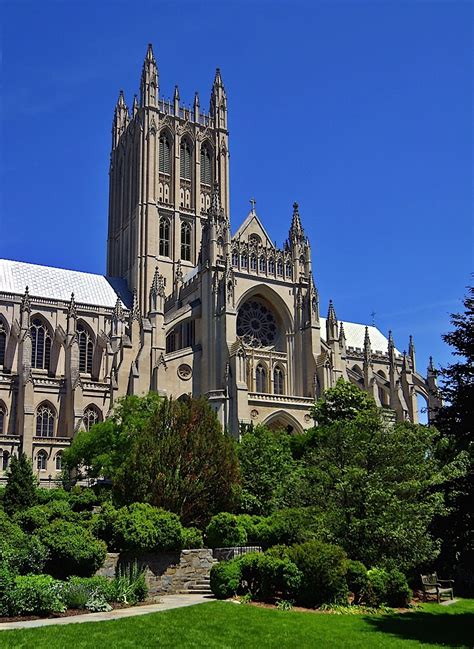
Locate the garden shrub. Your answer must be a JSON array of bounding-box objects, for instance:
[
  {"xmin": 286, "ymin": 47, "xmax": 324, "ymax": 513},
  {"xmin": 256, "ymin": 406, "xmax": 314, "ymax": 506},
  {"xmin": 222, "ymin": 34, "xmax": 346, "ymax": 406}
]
[
  {"xmin": 13, "ymin": 501, "xmax": 76, "ymax": 533},
  {"xmin": 210, "ymin": 559, "xmax": 242, "ymax": 599},
  {"xmin": 0, "ymin": 564, "xmax": 15, "ymax": 616},
  {"xmin": 90, "ymin": 502, "xmax": 119, "ymax": 549},
  {"xmin": 0, "ymin": 511, "xmax": 48, "ymax": 574},
  {"xmin": 363, "ymin": 567, "xmax": 411, "ymax": 607},
  {"xmin": 345, "ymin": 560, "xmax": 368, "ymax": 604},
  {"xmin": 7, "ymin": 574, "xmax": 65, "ymax": 616},
  {"xmin": 236, "ymin": 515, "xmax": 265, "ymax": 545},
  {"xmin": 182, "ymin": 526, "xmax": 204, "ymax": 549},
  {"xmin": 239, "ymin": 552, "xmax": 301, "ymax": 600},
  {"xmin": 113, "ymin": 503, "xmax": 184, "ymax": 552},
  {"xmin": 68, "ymin": 487, "xmax": 100, "ymax": 512},
  {"xmin": 205, "ymin": 512, "xmax": 248, "ymax": 548},
  {"xmin": 288, "ymin": 540, "xmax": 348, "ymax": 608},
  {"xmin": 36, "ymin": 488, "xmax": 70, "ymax": 505},
  {"xmin": 63, "ymin": 576, "xmax": 116, "ymax": 609},
  {"xmin": 36, "ymin": 519, "xmax": 107, "ymax": 578}
]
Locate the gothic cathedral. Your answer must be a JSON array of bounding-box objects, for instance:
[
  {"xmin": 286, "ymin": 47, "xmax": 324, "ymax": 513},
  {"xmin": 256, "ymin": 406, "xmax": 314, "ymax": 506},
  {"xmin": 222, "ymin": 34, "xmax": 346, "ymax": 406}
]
[{"xmin": 0, "ymin": 44, "xmax": 441, "ymax": 483}]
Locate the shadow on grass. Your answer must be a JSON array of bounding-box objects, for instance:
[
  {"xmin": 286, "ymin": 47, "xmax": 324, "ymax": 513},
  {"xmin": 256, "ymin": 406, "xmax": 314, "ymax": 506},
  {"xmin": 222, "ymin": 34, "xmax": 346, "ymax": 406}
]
[{"xmin": 365, "ymin": 609, "xmax": 474, "ymax": 647}]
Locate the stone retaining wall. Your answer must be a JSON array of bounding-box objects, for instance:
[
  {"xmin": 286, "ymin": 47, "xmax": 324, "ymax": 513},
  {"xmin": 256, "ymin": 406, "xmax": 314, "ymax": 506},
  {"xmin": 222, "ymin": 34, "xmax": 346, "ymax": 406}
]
[{"xmin": 96, "ymin": 549, "xmax": 215, "ymax": 596}]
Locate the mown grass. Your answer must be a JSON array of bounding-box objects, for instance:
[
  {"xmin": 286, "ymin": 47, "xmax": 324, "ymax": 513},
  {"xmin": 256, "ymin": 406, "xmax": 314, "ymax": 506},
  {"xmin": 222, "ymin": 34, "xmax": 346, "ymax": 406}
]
[{"xmin": 1, "ymin": 599, "xmax": 473, "ymax": 648}]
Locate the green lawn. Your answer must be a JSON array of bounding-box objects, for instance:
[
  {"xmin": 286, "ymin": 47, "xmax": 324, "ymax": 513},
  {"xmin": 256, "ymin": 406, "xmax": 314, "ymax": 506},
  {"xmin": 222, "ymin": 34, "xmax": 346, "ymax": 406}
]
[{"xmin": 1, "ymin": 599, "xmax": 473, "ymax": 648}]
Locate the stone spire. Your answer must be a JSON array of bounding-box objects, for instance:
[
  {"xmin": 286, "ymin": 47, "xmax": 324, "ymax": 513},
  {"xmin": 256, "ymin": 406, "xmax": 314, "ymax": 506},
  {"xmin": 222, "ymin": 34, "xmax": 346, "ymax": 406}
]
[
  {"xmin": 149, "ymin": 267, "xmax": 166, "ymax": 312},
  {"xmin": 210, "ymin": 68, "xmax": 227, "ymax": 128},
  {"xmin": 289, "ymin": 201, "xmax": 305, "ymax": 243},
  {"xmin": 173, "ymin": 85, "xmax": 180, "ymax": 114},
  {"xmin": 132, "ymin": 94, "xmax": 139, "ymax": 116},
  {"xmin": 67, "ymin": 292, "xmax": 77, "ymax": 333},
  {"xmin": 112, "ymin": 297, "xmax": 125, "ymax": 337},
  {"xmin": 408, "ymin": 334, "xmax": 416, "ymax": 373},
  {"xmin": 194, "ymin": 91, "xmax": 200, "ymax": 121},
  {"xmin": 326, "ymin": 299, "xmax": 338, "ymax": 343},
  {"xmin": 20, "ymin": 285, "xmax": 31, "ymax": 329},
  {"xmin": 387, "ymin": 330, "xmax": 396, "ymax": 365},
  {"xmin": 140, "ymin": 43, "xmax": 158, "ymax": 107},
  {"xmin": 308, "ymin": 272, "xmax": 319, "ymax": 321},
  {"xmin": 363, "ymin": 326, "xmax": 372, "ymax": 365},
  {"xmin": 427, "ymin": 355, "xmax": 435, "ymax": 375},
  {"xmin": 112, "ymin": 90, "xmax": 129, "ymax": 148},
  {"xmin": 339, "ymin": 321, "xmax": 346, "ymax": 347},
  {"xmin": 129, "ymin": 290, "xmax": 141, "ymax": 325}
]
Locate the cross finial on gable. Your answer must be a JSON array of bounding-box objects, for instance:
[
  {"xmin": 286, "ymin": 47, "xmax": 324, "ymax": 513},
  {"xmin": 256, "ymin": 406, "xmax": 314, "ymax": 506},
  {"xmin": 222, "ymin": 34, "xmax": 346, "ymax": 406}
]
[{"xmin": 250, "ymin": 198, "xmax": 256, "ymax": 213}]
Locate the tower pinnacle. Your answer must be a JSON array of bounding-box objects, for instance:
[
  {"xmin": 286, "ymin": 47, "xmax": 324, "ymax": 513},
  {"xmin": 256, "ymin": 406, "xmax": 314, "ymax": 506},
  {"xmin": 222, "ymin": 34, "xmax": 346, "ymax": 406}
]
[{"xmin": 140, "ymin": 43, "xmax": 158, "ymax": 107}]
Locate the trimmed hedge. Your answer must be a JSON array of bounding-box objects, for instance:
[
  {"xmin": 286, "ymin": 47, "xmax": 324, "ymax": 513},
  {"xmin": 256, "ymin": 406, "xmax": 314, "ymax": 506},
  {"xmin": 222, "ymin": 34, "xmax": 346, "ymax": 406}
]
[
  {"xmin": 182, "ymin": 526, "xmax": 204, "ymax": 549},
  {"xmin": 35, "ymin": 520, "xmax": 107, "ymax": 579},
  {"xmin": 287, "ymin": 540, "xmax": 348, "ymax": 608},
  {"xmin": 112, "ymin": 503, "xmax": 184, "ymax": 552}
]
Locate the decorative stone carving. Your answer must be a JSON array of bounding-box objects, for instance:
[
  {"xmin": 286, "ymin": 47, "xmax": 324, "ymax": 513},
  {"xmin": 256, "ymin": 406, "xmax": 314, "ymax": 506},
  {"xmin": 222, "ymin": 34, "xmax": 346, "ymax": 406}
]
[
  {"xmin": 250, "ymin": 409, "xmax": 259, "ymax": 419},
  {"xmin": 178, "ymin": 364, "xmax": 192, "ymax": 380}
]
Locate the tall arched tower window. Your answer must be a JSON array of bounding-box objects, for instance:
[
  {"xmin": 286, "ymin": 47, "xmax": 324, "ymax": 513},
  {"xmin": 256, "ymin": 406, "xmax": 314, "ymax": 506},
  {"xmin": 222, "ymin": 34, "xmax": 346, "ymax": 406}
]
[
  {"xmin": 31, "ymin": 317, "xmax": 52, "ymax": 371},
  {"xmin": 273, "ymin": 365, "xmax": 285, "ymax": 395},
  {"xmin": 159, "ymin": 216, "xmax": 171, "ymax": 257},
  {"xmin": 255, "ymin": 364, "xmax": 267, "ymax": 393},
  {"xmin": 159, "ymin": 132, "xmax": 171, "ymax": 174},
  {"xmin": 181, "ymin": 221, "xmax": 192, "ymax": 261},
  {"xmin": 0, "ymin": 402, "xmax": 5, "ymax": 435},
  {"xmin": 36, "ymin": 403, "xmax": 55, "ymax": 437},
  {"xmin": 200, "ymin": 145, "xmax": 212, "ymax": 185},
  {"xmin": 180, "ymin": 140, "xmax": 192, "ymax": 180},
  {"xmin": 77, "ymin": 323, "xmax": 94, "ymax": 374},
  {"xmin": 0, "ymin": 319, "xmax": 6, "ymax": 366}
]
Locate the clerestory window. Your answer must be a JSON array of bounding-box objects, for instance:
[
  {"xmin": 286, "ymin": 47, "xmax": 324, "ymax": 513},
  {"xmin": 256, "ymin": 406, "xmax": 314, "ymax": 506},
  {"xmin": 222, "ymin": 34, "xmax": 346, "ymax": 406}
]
[
  {"xmin": 77, "ymin": 323, "xmax": 94, "ymax": 374},
  {"xmin": 31, "ymin": 318, "xmax": 52, "ymax": 371},
  {"xmin": 36, "ymin": 404, "xmax": 55, "ymax": 437},
  {"xmin": 200, "ymin": 145, "xmax": 212, "ymax": 185},
  {"xmin": 159, "ymin": 133, "xmax": 171, "ymax": 174},
  {"xmin": 180, "ymin": 140, "xmax": 192, "ymax": 180},
  {"xmin": 181, "ymin": 221, "xmax": 192, "ymax": 261}
]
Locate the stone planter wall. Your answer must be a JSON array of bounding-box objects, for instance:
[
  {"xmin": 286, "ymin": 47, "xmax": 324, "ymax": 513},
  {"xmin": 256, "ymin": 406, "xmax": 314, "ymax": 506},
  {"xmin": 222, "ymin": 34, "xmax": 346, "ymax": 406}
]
[{"xmin": 96, "ymin": 549, "xmax": 215, "ymax": 596}]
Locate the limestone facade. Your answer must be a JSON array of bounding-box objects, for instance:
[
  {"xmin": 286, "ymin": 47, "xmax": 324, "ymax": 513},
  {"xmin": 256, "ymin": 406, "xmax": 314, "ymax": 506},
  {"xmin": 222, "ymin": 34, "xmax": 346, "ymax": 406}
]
[{"xmin": 0, "ymin": 44, "xmax": 441, "ymax": 483}]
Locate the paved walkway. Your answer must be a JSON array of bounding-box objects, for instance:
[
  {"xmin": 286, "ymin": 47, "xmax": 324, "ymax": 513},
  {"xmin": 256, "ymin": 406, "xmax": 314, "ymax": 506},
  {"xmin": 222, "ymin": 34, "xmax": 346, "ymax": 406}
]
[{"xmin": 0, "ymin": 593, "xmax": 214, "ymax": 630}]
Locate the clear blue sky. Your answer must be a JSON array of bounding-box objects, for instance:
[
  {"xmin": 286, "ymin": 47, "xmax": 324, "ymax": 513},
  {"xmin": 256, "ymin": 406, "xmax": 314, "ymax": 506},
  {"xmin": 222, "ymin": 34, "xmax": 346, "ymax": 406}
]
[{"xmin": 1, "ymin": 0, "xmax": 472, "ymax": 384}]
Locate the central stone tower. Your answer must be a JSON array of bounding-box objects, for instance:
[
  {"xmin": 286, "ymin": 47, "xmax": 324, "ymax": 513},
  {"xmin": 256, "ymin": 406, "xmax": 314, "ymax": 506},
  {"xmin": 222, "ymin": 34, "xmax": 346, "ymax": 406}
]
[{"xmin": 106, "ymin": 44, "xmax": 230, "ymax": 311}]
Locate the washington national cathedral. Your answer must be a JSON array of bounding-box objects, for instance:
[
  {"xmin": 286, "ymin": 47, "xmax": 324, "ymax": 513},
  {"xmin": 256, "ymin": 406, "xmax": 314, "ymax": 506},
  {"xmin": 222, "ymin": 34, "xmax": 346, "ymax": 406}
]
[{"xmin": 0, "ymin": 44, "xmax": 441, "ymax": 482}]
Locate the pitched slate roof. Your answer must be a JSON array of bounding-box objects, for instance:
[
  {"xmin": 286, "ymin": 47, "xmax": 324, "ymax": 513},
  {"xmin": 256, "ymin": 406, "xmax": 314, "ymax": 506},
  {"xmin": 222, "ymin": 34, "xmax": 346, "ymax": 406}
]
[
  {"xmin": 320, "ymin": 317, "xmax": 400, "ymax": 356},
  {"xmin": 0, "ymin": 259, "xmax": 132, "ymax": 309}
]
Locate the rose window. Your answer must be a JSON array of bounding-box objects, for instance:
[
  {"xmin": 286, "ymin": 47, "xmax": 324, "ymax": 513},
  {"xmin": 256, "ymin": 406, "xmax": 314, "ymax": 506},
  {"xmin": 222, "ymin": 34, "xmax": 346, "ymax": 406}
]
[{"xmin": 237, "ymin": 300, "xmax": 277, "ymax": 347}]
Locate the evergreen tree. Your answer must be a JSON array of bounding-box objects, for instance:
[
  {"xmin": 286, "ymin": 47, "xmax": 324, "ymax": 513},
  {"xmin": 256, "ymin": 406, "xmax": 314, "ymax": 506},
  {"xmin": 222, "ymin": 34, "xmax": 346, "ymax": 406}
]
[
  {"xmin": 3, "ymin": 452, "xmax": 38, "ymax": 515},
  {"xmin": 433, "ymin": 283, "xmax": 473, "ymax": 592}
]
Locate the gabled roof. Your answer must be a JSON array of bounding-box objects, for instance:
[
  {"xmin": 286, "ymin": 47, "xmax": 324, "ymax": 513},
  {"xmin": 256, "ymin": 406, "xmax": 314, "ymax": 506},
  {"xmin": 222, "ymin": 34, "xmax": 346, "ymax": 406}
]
[
  {"xmin": 0, "ymin": 259, "xmax": 132, "ymax": 309},
  {"xmin": 320, "ymin": 317, "xmax": 401, "ymax": 356},
  {"xmin": 233, "ymin": 210, "xmax": 275, "ymax": 248}
]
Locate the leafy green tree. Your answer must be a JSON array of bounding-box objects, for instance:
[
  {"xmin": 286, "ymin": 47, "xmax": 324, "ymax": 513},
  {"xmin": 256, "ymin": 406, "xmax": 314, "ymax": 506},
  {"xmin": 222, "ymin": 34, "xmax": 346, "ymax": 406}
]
[
  {"xmin": 310, "ymin": 377, "xmax": 378, "ymax": 426},
  {"xmin": 238, "ymin": 425, "xmax": 298, "ymax": 515},
  {"xmin": 111, "ymin": 397, "xmax": 240, "ymax": 527},
  {"xmin": 3, "ymin": 453, "xmax": 38, "ymax": 515},
  {"xmin": 63, "ymin": 392, "xmax": 162, "ymax": 481},
  {"xmin": 300, "ymin": 381, "xmax": 462, "ymax": 572},
  {"xmin": 432, "ymin": 284, "xmax": 474, "ymax": 592}
]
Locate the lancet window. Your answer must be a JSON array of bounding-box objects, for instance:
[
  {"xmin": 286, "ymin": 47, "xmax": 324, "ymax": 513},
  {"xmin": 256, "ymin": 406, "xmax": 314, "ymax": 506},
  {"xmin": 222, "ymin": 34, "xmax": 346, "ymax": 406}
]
[
  {"xmin": 159, "ymin": 132, "xmax": 171, "ymax": 174},
  {"xmin": 159, "ymin": 217, "xmax": 171, "ymax": 257},
  {"xmin": 180, "ymin": 140, "xmax": 192, "ymax": 180},
  {"xmin": 181, "ymin": 221, "xmax": 192, "ymax": 261},
  {"xmin": 200, "ymin": 145, "xmax": 212, "ymax": 185},
  {"xmin": 273, "ymin": 366, "xmax": 285, "ymax": 395},
  {"xmin": 31, "ymin": 317, "xmax": 52, "ymax": 371},
  {"xmin": 36, "ymin": 404, "xmax": 55, "ymax": 437},
  {"xmin": 77, "ymin": 323, "xmax": 94, "ymax": 374},
  {"xmin": 255, "ymin": 364, "xmax": 267, "ymax": 393}
]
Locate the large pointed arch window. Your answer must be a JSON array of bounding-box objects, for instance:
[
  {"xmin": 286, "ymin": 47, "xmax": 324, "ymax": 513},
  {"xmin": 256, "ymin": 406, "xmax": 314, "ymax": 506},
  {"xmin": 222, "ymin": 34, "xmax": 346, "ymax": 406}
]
[
  {"xmin": 273, "ymin": 365, "xmax": 285, "ymax": 395},
  {"xmin": 159, "ymin": 216, "xmax": 171, "ymax": 257},
  {"xmin": 0, "ymin": 319, "xmax": 6, "ymax": 366},
  {"xmin": 31, "ymin": 317, "xmax": 52, "ymax": 371},
  {"xmin": 181, "ymin": 221, "xmax": 192, "ymax": 261},
  {"xmin": 200, "ymin": 145, "xmax": 212, "ymax": 185},
  {"xmin": 77, "ymin": 323, "xmax": 94, "ymax": 374},
  {"xmin": 180, "ymin": 139, "xmax": 192, "ymax": 180},
  {"xmin": 36, "ymin": 403, "xmax": 55, "ymax": 437},
  {"xmin": 159, "ymin": 132, "xmax": 171, "ymax": 174},
  {"xmin": 255, "ymin": 364, "xmax": 267, "ymax": 393}
]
